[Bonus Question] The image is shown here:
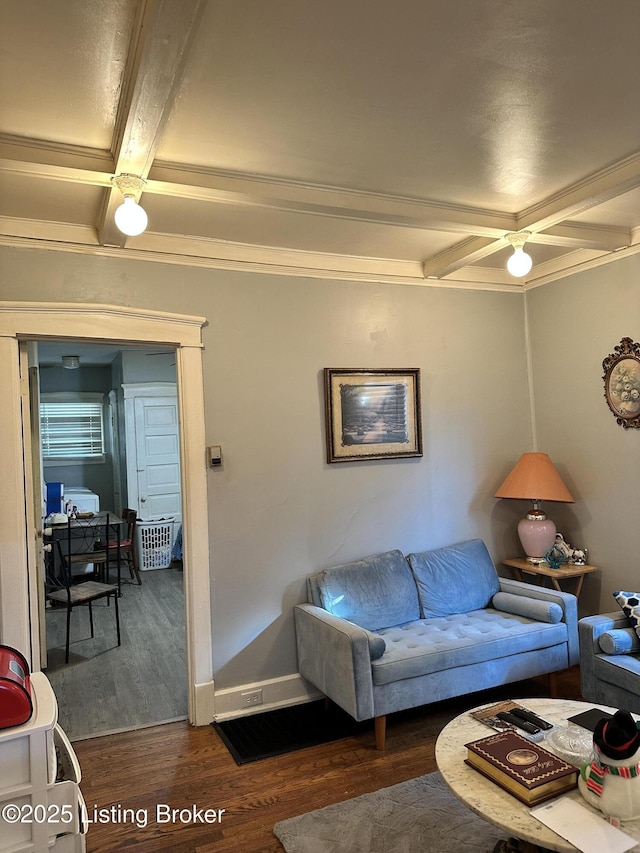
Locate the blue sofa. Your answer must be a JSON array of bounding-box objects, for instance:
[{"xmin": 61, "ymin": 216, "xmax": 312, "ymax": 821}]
[
  {"xmin": 579, "ymin": 611, "xmax": 640, "ymax": 714},
  {"xmin": 295, "ymin": 539, "xmax": 579, "ymax": 749}
]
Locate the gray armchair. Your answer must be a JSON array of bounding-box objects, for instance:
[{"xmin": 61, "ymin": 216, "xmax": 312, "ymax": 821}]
[{"xmin": 578, "ymin": 612, "xmax": 640, "ymax": 714}]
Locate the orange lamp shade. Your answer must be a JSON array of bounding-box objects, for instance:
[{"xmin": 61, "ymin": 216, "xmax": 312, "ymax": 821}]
[
  {"xmin": 495, "ymin": 453, "xmax": 573, "ymax": 563},
  {"xmin": 494, "ymin": 453, "xmax": 574, "ymax": 503}
]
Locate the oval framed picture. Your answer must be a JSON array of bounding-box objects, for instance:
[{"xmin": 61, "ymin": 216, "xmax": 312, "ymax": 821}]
[{"xmin": 603, "ymin": 337, "xmax": 640, "ymax": 429}]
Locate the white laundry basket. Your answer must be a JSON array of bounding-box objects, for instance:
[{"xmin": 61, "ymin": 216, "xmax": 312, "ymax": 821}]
[{"xmin": 135, "ymin": 517, "xmax": 175, "ymax": 570}]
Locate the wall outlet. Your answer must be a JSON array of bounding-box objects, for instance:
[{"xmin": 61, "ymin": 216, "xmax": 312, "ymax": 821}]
[{"xmin": 241, "ymin": 689, "xmax": 263, "ymax": 707}]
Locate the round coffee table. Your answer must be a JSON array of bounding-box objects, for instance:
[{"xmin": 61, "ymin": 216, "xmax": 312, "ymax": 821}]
[{"xmin": 435, "ymin": 697, "xmax": 640, "ymax": 852}]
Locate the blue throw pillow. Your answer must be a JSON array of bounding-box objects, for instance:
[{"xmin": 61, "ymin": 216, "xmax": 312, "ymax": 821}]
[{"xmin": 614, "ymin": 591, "xmax": 640, "ymax": 639}]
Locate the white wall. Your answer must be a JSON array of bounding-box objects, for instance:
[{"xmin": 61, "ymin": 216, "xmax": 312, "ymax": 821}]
[
  {"xmin": 0, "ymin": 245, "xmax": 531, "ymax": 707},
  {"xmin": 526, "ymin": 253, "xmax": 640, "ymax": 615}
]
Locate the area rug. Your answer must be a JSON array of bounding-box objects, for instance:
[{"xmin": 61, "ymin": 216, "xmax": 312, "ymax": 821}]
[
  {"xmin": 213, "ymin": 700, "xmax": 371, "ymax": 764},
  {"xmin": 273, "ymin": 771, "xmax": 506, "ymax": 853}
]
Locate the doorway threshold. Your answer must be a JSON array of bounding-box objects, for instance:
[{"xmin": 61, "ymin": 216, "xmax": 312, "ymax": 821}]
[{"xmin": 69, "ymin": 715, "xmax": 188, "ymax": 743}]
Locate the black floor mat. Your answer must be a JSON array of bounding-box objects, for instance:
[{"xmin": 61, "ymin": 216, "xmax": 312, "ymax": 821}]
[{"xmin": 212, "ymin": 700, "xmax": 371, "ymax": 764}]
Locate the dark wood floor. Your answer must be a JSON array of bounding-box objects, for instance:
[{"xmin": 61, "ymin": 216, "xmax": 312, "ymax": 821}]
[
  {"xmin": 45, "ymin": 565, "xmax": 187, "ymax": 739},
  {"xmin": 74, "ymin": 667, "xmax": 583, "ymax": 853}
]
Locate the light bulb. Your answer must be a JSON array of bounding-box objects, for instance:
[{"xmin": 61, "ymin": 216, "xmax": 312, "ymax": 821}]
[
  {"xmin": 114, "ymin": 195, "xmax": 148, "ymax": 236},
  {"xmin": 507, "ymin": 246, "xmax": 533, "ymax": 277}
]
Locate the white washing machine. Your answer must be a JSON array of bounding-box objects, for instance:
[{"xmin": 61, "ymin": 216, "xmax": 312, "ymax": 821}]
[{"xmin": 64, "ymin": 487, "xmax": 100, "ymax": 514}]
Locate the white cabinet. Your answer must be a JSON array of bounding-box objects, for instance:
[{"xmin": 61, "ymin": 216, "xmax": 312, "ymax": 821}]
[{"xmin": 0, "ymin": 672, "xmax": 86, "ymax": 852}]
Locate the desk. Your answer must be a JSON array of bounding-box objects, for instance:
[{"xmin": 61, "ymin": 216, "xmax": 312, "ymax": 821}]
[
  {"xmin": 502, "ymin": 558, "xmax": 597, "ymax": 599},
  {"xmin": 48, "ymin": 511, "xmax": 124, "ymax": 529}
]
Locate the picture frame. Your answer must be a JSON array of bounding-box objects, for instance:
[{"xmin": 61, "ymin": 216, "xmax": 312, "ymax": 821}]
[
  {"xmin": 324, "ymin": 368, "xmax": 423, "ymax": 463},
  {"xmin": 602, "ymin": 337, "xmax": 640, "ymax": 429}
]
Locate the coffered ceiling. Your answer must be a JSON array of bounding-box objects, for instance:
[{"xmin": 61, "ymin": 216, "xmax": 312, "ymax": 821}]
[{"xmin": 1, "ymin": 0, "xmax": 639, "ymax": 290}]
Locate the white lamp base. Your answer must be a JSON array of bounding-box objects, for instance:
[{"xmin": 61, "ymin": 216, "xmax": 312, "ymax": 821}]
[{"xmin": 517, "ymin": 510, "xmax": 556, "ymax": 564}]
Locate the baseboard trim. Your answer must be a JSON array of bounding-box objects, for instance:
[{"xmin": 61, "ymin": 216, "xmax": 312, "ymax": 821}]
[
  {"xmin": 213, "ymin": 673, "xmax": 322, "ymax": 722},
  {"xmin": 193, "ymin": 679, "xmax": 216, "ymax": 726}
]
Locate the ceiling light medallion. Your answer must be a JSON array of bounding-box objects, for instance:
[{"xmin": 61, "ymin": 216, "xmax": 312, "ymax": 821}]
[
  {"xmin": 506, "ymin": 231, "xmax": 533, "ymax": 278},
  {"xmin": 112, "ymin": 174, "xmax": 148, "ymax": 237}
]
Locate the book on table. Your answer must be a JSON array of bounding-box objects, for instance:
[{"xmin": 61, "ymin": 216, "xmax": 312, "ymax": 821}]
[{"xmin": 465, "ymin": 729, "xmax": 578, "ymax": 806}]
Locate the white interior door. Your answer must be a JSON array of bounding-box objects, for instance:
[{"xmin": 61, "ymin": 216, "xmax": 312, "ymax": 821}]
[
  {"xmin": 135, "ymin": 396, "xmax": 182, "ymax": 524},
  {"xmin": 123, "ymin": 384, "xmax": 182, "ymax": 530}
]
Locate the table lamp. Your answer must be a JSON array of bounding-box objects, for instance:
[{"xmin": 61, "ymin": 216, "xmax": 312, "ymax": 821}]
[{"xmin": 494, "ymin": 452, "xmax": 574, "ymax": 563}]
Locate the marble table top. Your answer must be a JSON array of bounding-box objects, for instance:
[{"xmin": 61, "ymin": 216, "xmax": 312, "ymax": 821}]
[{"xmin": 435, "ymin": 696, "xmax": 640, "ymax": 852}]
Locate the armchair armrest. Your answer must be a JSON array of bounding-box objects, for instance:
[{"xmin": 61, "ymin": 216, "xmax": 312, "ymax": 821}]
[
  {"xmin": 578, "ymin": 611, "xmax": 630, "ymax": 656},
  {"xmin": 498, "ymin": 577, "xmax": 579, "ymax": 665},
  {"xmin": 578, "ymin": 612, "xmax": 631, "ymax": 703},
  {"xmin": 294, "ymin": 603, "xmax": 376, "ymax": 721}
]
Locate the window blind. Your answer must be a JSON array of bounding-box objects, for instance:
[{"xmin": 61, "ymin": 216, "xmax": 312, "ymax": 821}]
[{"xmin": 40, "ymin": 395, "xmax": 105, "ymax": 461}]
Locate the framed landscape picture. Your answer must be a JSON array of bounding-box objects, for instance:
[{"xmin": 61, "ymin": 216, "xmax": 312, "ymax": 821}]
[{"xmin": 324, "ymin": 368, "xmax": 423, "ymax": 463}]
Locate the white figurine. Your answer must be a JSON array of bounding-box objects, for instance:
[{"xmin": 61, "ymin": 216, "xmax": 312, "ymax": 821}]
[
  {"xmin": 579, "ymin": 709, "xmax": 640, "ymax": 820},
  {"xmin": 552, "ymin": 533, "xmax": 588, "ymax": 566}
]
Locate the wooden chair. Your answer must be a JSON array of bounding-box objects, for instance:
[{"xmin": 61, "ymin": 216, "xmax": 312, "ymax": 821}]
[
  {"xmin": 108, "ymin": 508, "xmax": 141, "ymax": 585},
  {"xmin": 46, "ymin": 514, "xmax": 121, "ymax": 663}
]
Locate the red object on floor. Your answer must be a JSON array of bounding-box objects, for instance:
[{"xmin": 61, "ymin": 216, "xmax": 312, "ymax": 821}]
[{"xmin": 0, "ymin": 645, "xmax": 33, "ymax": 729}]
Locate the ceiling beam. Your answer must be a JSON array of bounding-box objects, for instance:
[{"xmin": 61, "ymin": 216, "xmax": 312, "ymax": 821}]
[
  {"xmin": 423, "ymin": 236, "xmax": 508, "ymax": 278},
  {"xmin": 533, "ymin": 222, "xmax": 631, "ymax": 251},
  {"xmin": 98, "ymin": 0, "xmax": 207, "ymax": 247},
  {"xmin": 517, "ymin": 151, "xmax": 640, "ymax": 233},
  {"xmin": 147, "ymin": 162, "xmax": 518, "ymax": 236},
  {"xmin": 0, "ymin": 134, "xmax": 114, "ymax": 176},
  {"xmin": 421, "ymin": 150, "xmax": 640, "ymax": 277},
  {"xmin": 1, "ymin": 132, "xmax": 637, "ymax": 264}
]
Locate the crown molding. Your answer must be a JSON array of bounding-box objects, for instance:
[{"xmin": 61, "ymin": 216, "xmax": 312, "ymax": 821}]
[
  {"xmin": 523, "ymin": 241, "xmax": 640, "ymax": 290},
  {"xmin": 517, "ymin": 150, "xmax": 640, "ymax": 233}
]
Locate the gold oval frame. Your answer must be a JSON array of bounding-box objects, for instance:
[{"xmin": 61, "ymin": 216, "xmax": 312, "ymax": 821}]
[{"xmin": 602, "ymin": 337, "xmax": 640, "ymax": 429}]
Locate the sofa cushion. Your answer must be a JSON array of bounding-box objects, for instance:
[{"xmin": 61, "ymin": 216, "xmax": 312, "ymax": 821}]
[
  {"xmin": 614, "ymin": 591, "xmax": 640, "ymax": 639},
  {"xmin": 318, "ymin": 550, "xmax": 420, "ymax": 632},
  {"xmin": 371, "ymin": 609, "xmax": 567, "ymax": 685},
  {"xmin": 407, "ymin": 539, "xmax": 500, "ymax": 618},
  {"xmin": 492, "ymin": 591, "xmax": 563, "ymax": 624},
  {"xmin": 599, "ymin": 628, "xmax": 640, "ymax": 656}
]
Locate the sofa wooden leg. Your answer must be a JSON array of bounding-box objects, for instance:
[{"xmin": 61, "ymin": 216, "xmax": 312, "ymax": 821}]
[
  {"xmin": 375, "ymin": 715, "xmax": 386, "ymax": 750},
  {"xmin": 548, "ymin": 671, "xmax": 559, "ymax": 698}
]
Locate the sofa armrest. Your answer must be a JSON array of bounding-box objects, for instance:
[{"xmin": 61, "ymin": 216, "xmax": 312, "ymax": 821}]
[
  {"xmin": 498, "ymin": 577, "xmax": 579, "ymax": 665},
  {"xmin": 294, "ymin": 604, "xmax": 375, "ymax": 721}
]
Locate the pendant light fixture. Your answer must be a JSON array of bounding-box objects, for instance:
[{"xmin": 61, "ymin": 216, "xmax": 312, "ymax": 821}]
[
  {"xmin": 506, "ymin": 231, "xmax": 533, "ymax": 278},
  {"xmin": 112, "ymin": 174, "xmax": 148, "ymax": 237}
]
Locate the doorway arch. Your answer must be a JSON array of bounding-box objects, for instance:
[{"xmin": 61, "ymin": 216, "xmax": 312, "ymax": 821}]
[{"xmin": 0, "ymin": 302, "xmax": 214, "ymax": 725}]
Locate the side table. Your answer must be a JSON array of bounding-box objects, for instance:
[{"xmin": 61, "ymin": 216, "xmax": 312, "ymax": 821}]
[{"xmin": 502, "ymin": 558, "xmax": 597, "ymax": 599}]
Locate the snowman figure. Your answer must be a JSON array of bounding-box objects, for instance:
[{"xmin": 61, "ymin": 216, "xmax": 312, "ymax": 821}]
[{"xmin": 579, "ymin": 709, "xmax": 640, "ymax": 820}]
